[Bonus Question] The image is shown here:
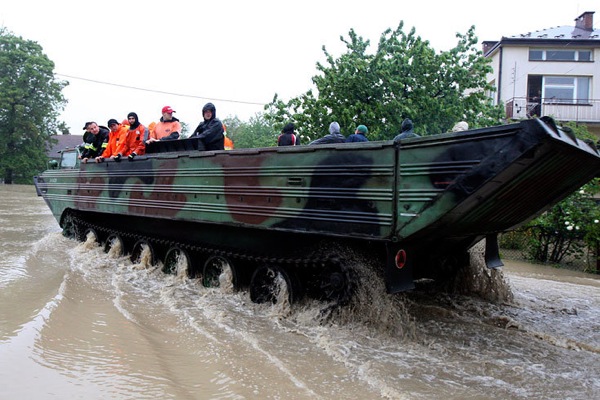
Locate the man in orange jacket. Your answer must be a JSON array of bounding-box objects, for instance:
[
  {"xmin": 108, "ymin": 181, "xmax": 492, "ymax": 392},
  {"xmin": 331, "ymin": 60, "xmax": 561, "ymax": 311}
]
[
  {"xmin": 96, "ymin": 119, "xmax": 129, "ymax": 162},
  {"xmin": 146, "ymin": 106, "xmax": 181, "ymax": 144}
]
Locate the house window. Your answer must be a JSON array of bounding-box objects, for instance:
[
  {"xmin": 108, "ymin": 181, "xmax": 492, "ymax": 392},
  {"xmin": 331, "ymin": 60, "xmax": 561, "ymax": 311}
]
[
  {"xmin": 529, "ymin": 49, "xmax": 593, "ymax": 62},
  {"xmin": 543, "ymin": 76, "xmax": 590, "ymax": 104},
  {"xmin": 579, "ymin": 50, "xmax": 591, "ymax": 61},
  {"xmin": 547, "ymin": 50, "xmax": 575, "ymax": 60},
  {"xmin": 529, "ymin": 50, "xmax": 544, "ymax": 60}
]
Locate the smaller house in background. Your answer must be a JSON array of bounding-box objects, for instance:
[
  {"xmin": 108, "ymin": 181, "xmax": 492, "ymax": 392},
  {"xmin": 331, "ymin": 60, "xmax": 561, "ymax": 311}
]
[
  {"xmin": 46, "ymin": 135, "xmax": 84, "ymax": 162},
  {"xmin": 483, "ymin": 11, "xmax": 600, "ymax": 137}
]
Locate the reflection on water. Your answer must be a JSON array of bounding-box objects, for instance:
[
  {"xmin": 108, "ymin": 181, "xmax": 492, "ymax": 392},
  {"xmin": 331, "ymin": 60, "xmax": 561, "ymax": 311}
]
[{"xmin": 1, "ymin": 184, "xmax": 599, "ymax": 399}]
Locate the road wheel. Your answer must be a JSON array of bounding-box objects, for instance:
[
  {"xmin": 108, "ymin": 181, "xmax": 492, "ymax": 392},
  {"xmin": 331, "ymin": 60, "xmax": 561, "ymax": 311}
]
[
  {"xmin": 163, "ymin": 246, "xmax": 191, "ymax": 275},
  {"xmin": 81, "ymin": 228, "xmax": 100, "ymax": 245},
  {"xmin": 202, "ymin": 255, "xmax": 238, "ymax": 290},
  {"xmin": 103, "ymin": 234, "xmax": 124, "ymax": 257},
  {"xmin": 250, "ymin": 265, "xmax": 302, "ymax": 304},
  {"xmin": 318, "ymin": 264, "xmax": 354, "ymax": 306},
  {"xmin": 61, "ymin": 213, "xmax": 80, "ymax": 240},
  {"xmin": 130, "ymin": 239, "xmax": 155, "ymax": 266}
]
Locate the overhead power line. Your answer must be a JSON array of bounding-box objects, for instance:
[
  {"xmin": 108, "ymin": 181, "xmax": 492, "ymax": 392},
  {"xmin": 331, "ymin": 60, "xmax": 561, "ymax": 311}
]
[{"xmin": 56, "ymin": 73, "xmax": 267, "ymax": 106}]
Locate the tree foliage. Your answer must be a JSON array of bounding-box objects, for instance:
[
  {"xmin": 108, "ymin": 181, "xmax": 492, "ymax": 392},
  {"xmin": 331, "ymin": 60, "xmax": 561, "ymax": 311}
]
[
  {"xmin": 224, "ymin": 113, "xmax": 279, "ymax": 149},
  {"xmin": 179, "ymin": 121, "xmax": 191, "ymax": 138},
  {"xmin": 0, "ymin": 28, "xmax": 67, "ymax": 183},
  {"xmin": 524, "ymin": 181, "xmax": 599, "ymax": 266},
  {"xmin": 265, "ymin": 22, "xmax": 504, "ymax": 141}
]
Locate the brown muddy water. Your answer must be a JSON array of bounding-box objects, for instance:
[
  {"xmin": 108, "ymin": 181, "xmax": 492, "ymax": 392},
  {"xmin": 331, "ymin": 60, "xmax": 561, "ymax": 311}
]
[{"xmin": 1, "ymin": 184, "xmax": 599, "ymax": 399}]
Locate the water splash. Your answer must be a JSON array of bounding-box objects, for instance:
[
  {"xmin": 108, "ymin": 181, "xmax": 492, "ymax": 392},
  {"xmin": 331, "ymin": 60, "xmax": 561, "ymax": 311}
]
[
  {"xmin": 328, "ymin": 258, "xmax": 417, "ymax": 341},
  {"xmin": 106, "ymin": 238, "xmax": 123, "ymax": 259},
  {"xmin": 174, "ymin": 253, "xmax": 189, "ymax": 282},
  {"xmin": 82, "ymin": 231, "xmax": 100, "ymax": 250},
  {"xmin": 293, "ymin": 242, "xmax": 418, "ymax": 340},
  {"xmin": 217, "ymin": 261, "xmax": 235, "ymax": 294},
  {"xmin": 269, "ymin": 272, "xmax": 292, "ymax": 318},
  {"xmin": 131, "ymin": 244, "xmax": 154, "ymax": 270},
  {"xmin": 444, "ymin": 240, "xmax": 515, "ymax": 304}
]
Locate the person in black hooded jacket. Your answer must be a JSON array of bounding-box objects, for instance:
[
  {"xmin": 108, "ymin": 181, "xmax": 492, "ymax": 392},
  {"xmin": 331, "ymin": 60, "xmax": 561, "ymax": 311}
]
[
  {"xmin": 190, "ymin": 102, "xmax": 224, "ymax": 151},
  {"xmin": 277, "ymin": 122, "xmax": 299, "ymax": 146},
  {"xmin": 393, "ymin": 118, "xmax": 420, "ymax": 143}
]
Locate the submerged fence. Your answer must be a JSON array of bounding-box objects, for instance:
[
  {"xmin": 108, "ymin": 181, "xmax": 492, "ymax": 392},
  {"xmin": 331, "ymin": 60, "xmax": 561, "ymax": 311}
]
[{"xmin": 500, "ymin": 242, "xmax": 598, "ymax": 274}]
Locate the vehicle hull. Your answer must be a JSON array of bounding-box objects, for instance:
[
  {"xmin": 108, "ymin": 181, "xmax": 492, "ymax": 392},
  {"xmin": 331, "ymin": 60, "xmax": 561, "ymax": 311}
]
[{"xmin": 35, "ymin": 118, "xmax": 600, "ymax": 295}]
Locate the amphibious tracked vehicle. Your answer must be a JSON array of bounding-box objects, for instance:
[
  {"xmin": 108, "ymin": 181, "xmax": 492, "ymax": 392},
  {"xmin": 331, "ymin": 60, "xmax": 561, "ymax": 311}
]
[{"xmin": 34, "ymin": 117, "xmax": 600, "ymax": 304}]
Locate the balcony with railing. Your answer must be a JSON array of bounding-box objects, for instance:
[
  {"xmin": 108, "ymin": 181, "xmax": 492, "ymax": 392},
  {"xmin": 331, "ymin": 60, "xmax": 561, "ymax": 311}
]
[{"xmin": 505, "ymin": 97, "xmax": 600, "ymax": 124}]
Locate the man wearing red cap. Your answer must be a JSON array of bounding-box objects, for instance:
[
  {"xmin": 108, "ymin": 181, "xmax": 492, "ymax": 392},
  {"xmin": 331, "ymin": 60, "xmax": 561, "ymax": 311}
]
[{"xmin": 146, "ymin": 106, "xmax": 181, "ymax": 144}]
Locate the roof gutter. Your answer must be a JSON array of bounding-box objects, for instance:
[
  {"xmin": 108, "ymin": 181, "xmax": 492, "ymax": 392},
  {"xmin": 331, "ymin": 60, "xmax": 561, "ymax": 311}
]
[{"xmin": 497, "ymin": 46, "xmax": 503, "ymax": 105}]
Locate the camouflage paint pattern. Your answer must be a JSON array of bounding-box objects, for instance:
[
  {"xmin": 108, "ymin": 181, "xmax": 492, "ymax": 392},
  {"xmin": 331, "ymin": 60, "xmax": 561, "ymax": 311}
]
[{"xmin": 34, "ymin": 118, "xmax": 600, "ymax": 292}]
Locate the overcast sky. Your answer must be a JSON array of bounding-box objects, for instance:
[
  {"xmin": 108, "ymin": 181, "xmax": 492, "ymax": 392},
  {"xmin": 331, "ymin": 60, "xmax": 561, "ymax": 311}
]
[{"xmin": 1, "ymin": 0, "xmax": 597, "ymax": 134}]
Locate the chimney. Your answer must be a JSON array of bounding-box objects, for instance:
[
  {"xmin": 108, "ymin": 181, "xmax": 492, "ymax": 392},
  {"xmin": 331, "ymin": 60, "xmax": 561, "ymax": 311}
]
[{"xmin": 575, "ymin": 11, "xmax": 594, "ymax": 31}]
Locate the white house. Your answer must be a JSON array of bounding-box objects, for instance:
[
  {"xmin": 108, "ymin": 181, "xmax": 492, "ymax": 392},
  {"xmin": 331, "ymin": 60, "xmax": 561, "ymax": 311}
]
[{"xmin": 483, "ymin": 11, "xmax": 600, "ymax": 136}]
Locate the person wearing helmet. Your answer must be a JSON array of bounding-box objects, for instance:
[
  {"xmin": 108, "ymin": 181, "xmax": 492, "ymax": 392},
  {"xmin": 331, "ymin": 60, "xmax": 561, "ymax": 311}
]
[{"xmin": 190, "ymin": 102, "xmax": 224, "ymax": 151}]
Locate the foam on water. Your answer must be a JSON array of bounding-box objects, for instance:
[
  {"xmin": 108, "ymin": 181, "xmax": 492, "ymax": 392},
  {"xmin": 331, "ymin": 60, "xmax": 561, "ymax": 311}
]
[
  {"xmin": 56, "ymin": 234, "xmax": 600, "ymax": 399},
  {"xmin": 5, "ymin": 186, "xmax": 600, "ymax": 398}
]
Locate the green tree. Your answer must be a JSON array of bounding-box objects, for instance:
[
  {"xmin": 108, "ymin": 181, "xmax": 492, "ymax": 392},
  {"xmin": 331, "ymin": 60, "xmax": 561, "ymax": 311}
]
[
  {"xmin": 0, "ymin": 28, "xmax": 67, "ymax": 184},
  {"xmin": 229, "ymin": 113, "xmax": 279, "ymax": 149},
  {"xmin": 524, "ymin": 183, "xmax": 599, "ymax": 265},
  {"xmin": 179, "ymin": 121, "xmax": 190, "ymax": 138},
  {"xmin": 222, "ymin": 115, "xmax": 243, "ymax": 144},
  {"xmin": 265, "ymin": 22, "xmax": 504, "ymax": 140}
]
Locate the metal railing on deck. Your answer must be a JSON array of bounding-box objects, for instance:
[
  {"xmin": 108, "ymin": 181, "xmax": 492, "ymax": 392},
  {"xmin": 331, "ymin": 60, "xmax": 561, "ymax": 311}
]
[{"xmin": 505, "ymin": 97, "xmax": 600, "ymax": 123}]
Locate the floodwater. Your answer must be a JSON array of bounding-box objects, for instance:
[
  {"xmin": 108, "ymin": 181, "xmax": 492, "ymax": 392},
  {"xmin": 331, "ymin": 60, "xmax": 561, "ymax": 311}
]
[{"xmin": 1, "ymin": 184, "xmax": 599, "ymax": 399}]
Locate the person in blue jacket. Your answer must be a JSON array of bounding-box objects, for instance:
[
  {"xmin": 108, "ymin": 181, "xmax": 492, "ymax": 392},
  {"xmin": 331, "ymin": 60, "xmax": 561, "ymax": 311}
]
[{"xmin": 346, "ymin": 124, "xmax": 369, "ymax": 142}]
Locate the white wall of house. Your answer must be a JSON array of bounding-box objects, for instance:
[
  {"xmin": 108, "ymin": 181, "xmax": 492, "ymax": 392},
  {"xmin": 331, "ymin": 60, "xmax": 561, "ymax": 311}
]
[
  {"xmin": 489, "ymin": 46, "xmax": 598, "ymax": 103},
  {"xmin": 487, "ymin": 46, "xmax": 600, "ymax": 127},
  {"xmin": 484, "ymin": 11, "xmax": 600, "ymax": 136},
  {"xmin": 497, "ymin": 47, "xmax": 529, "ymax": 103}
]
